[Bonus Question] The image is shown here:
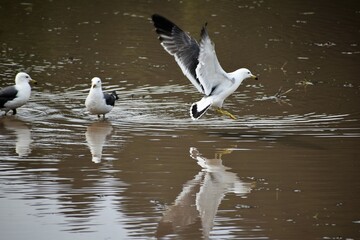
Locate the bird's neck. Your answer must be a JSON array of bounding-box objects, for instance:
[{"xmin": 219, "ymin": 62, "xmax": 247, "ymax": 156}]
[
  {"xmin": 16, "ymin": 82, "xmax": 31, "ymax": 92},
  {"xmin": 90, "ymin": 87, "xmax": 102, "ymax": 95},
  {"xmin": 227, "ymin": 70, "xmax": 246, "ymax": 86}
]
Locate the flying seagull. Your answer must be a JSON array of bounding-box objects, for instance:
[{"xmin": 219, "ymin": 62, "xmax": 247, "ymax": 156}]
[
  {"xmin": 0, "ymin": 72, "xmax": 37, "ymax": 115},
  {"xmin": 151, "ymin": 14, "xmax": 258, "ymax": 120},
  {"xmin": 85, "ymin": 77, "xmax": 119, "ymax": 119}
]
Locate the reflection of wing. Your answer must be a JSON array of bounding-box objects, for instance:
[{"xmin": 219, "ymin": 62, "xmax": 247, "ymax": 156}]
[
  {"xmin": 196, "ymin": 170, "xmax": 252, "ymax": 237},
  {"xmin": 196, "ymin": 172, "xmax": 225, "ymax": 237},
  {"xmin": 157, "ymin": 147, "xmax": 254, "ymax": 239},
  {"xmin": 85, "ymin": 121, "xmax": 113, "ymax": 163},
  {"xmin": 156, "ymin": 171, "xmax": 204, "ymax": 238},
  {"xmin": 190, "ymin": 147, "xmax": 253, "ymax": 237},
  {"xmin": 2, "ymin": 118, "xmax": 32, "ymax": 157},
  {"xmin": 191, "ymin": 147, "xmax": 252, "ymax": 196}
]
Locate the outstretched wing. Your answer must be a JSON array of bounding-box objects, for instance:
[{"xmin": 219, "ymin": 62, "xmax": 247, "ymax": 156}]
[
  {"xmin": 195, "ymin": 25, "xmax": 229, "ymax": 96},
  {"xmin": 152, "ymin": 14, "xmax": 204, "ymax": 94}
]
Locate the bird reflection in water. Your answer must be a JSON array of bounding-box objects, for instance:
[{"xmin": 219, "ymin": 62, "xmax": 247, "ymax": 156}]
[
  {"xmin": 1, "ymin": 117, "xmax": 32, "ymax": 157},
  {"xmin": 85, "ymin": 120, "xmax": 113, "ymax": 163},
  {"xmin": 156, "ymin": 147, "xmax": 254, "ymax": 238}
]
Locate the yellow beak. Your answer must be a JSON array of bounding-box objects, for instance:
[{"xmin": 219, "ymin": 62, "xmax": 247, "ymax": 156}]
[
  {"xmin": 251, "ymin": 74, "xmax": 258, "ymax": 80},
  {"xmin": 30, "ymin": 79, "xmax": 37, "ymax": 84}
]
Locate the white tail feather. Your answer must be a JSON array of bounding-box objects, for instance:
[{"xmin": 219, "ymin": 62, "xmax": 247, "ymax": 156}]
[{"xmin": 190, "ymin": 97, "xmax": 213, "ymax": 120}]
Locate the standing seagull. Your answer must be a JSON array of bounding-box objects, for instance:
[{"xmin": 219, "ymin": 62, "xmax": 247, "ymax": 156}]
[
  {"xmin": 85, "ymin": 77, "xmax": 119, "ymax": 119},
  {"xmin": 0, "ymin": 72, "xmax": 37, "ymax": 115},
  {"xmin": 152, "ymin": 14, "xmax": 258, "ymax": 120}
]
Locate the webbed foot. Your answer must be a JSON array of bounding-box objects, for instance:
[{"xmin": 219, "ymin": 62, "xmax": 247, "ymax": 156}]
[{"xmin": 215, "ymin": 108, "xmax": 237, "ymax": 120}]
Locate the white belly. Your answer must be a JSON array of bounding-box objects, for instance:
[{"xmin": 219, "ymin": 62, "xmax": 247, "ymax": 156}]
[
  {"xmin": 3, "ymin": 85, "xmax": 31, "ymax": 110},
  {"xmin": 85, "ymin": 92, "xmax": 113, "ymax": 115}
]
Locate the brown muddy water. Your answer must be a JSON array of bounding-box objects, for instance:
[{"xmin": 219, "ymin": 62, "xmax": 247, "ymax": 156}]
[{"xmin": 0, "ymin": 1, "xmax": 360, "ymax": 239}]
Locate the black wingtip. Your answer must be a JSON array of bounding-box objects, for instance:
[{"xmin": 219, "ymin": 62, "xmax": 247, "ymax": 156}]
[
  {"xmin": 151, "ymin": 14, "xmax": 177, "ymax": 34},
  {"xmin": 200, "ymin": 22, "xmax": 209, "ymax": 39},
  {"xmin": 111, "ymin": 91, "xmax": 119, "ymax": 100},
  {"xmin": 152, "ymin": 14, "xmax": 166, "ymax": 22}
]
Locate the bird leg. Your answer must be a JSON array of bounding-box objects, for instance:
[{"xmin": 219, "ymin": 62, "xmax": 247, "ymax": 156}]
[
  {"xmin": 215, "ymin": 108, "xmax": 237, "ymax": 120},
  {"xmin": 97, "ymin": 114, "xmax": 107, "ymax": 120},
  {"xmin": 12, "ymin": 109, "xmax": 17, "ymax": 115}
]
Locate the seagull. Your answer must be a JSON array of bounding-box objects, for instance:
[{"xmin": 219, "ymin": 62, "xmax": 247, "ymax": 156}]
[
  {"xmin": 85, "ymin": 77, "xmax": 119, "ymax": 119},
  {"xmin": 152, "ymin": 14, "xmax": 258, "ymax": 120},
  {"xmin": 0, "ymin": 72, "xmax": 37, "ymax": 115}
]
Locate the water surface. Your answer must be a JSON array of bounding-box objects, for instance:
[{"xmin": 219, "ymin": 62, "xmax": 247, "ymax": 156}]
[{"xmin": 0, "ymin": 1, "xmax": 360, "ymax": 239}]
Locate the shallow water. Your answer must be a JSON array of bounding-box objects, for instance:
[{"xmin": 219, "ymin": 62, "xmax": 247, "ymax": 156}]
[{"xmin": 1, "ymin": 0, "xmax": 360, "ymax": 239}]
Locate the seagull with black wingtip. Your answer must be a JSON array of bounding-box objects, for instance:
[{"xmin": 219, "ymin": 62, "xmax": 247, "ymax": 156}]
[
  {"xmin": 151, "ymin": 14, "xmax": 258, "ymax": 120},
  {"xmin": 85, "ymin": 77, "xmax": 119, "ymax": 119},
  {"xmin": 0, "ymin": 72, "xmax": 37, "ymax": 115}
]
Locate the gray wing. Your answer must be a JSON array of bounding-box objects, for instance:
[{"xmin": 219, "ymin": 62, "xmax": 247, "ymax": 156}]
[
  {"xmin": 0, "ymin": 85, "xmax": 18, "ymax": 108},
  {"xmin": 152, "ymin": 14, "xmax": 204, "ymax": 94},
  {"xmin": 195, "ymin": 26, "xmax": 230, "ymax": 96},
  {"xmin": 103, "ymin": 92, "xmax": 116, "ymax": 106}
]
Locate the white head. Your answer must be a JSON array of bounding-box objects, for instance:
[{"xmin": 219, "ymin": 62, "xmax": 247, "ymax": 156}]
[
  {"xmin": 91, "ymin": 77, "xmax": 102, "ymax": 89},
  {"xmin": 15, "ymin": 72, "xmax": 36, "ymax": 85},
  {"xmin": 236, "ymin": 68, "xmax": 258, "ymax": 81}
]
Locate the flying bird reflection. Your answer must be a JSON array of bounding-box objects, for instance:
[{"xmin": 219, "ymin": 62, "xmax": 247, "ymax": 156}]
[
  {"xmin": 156, "ymin": 147, "xmax": 254, "ymax": 239},
  {"xmin": 85, "ymin": 121, "xmax": 113, "ymax": 163}
]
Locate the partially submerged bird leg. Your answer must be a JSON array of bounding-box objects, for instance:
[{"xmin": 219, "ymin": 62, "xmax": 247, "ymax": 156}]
[
  {"xmin": 97, "ymin": 114, "xmax": 107, "ymax": 120},
  {"xmin": 215, "ymin": 108, "xmax": 237, "ymax": 120},
  {"xmin": 3, "ymin": 109, "xmax": 16, "ymax": 115}
]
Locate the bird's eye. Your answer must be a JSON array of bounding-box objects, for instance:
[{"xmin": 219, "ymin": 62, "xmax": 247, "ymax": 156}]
[{"xmin": 247, "ymin": 72, "xmax": 250, "ymax": 74}]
